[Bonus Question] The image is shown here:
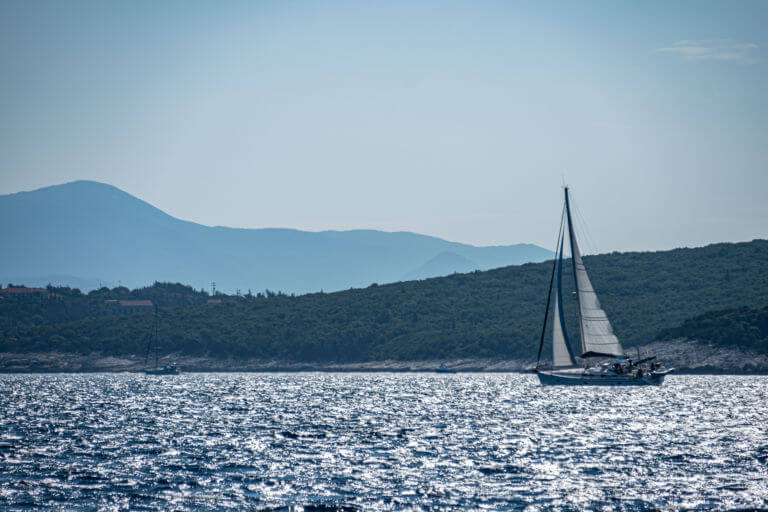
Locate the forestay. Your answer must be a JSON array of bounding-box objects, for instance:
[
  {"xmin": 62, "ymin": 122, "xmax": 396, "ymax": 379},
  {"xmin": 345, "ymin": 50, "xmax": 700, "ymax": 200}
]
[{"xmin": 552, "ymin": 233, "xmax": 576, "ymax": 367}]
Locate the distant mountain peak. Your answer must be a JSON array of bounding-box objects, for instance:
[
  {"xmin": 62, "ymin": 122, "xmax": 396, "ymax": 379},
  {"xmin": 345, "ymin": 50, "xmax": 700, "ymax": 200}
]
[
  {"xmin": 0, "ymin": 181, "xmax": 553, "ymax": 293},
  {"xmin": 404, "ymin": 251, "xmax": 480, "ymax": 281},
  {"xmin": 3, "ymin": 179, "xmax": 123, "ymax": 197}
]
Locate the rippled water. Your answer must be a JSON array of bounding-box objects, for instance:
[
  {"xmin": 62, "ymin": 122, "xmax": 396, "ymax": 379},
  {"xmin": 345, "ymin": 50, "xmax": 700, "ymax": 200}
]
[{"xmin": 1, "ymin": 374, "xmax": 767, "ymax": 511}]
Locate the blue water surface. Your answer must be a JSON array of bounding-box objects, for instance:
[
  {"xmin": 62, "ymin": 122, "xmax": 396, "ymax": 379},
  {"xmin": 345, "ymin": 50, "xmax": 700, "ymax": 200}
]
[{"xmin": 1, "ymin": 373, "xmax": 767, "ymax": 511}]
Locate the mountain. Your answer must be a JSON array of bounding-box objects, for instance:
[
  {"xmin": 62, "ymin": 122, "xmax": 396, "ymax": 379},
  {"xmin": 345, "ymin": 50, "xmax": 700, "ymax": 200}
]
[
  {"xmin": 403, "ymin": 251, "xmax": 479, "ymax": 280},
  {"xmin": 4, "ymin": 239, "xmax": 767, "ymax": 362},
  {"xmin": 0, "ymin": 181, "xmax": 552, "ymax": 294}
]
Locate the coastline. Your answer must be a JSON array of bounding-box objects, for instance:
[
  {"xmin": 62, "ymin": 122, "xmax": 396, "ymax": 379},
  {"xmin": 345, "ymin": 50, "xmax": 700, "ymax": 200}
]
[
  {"xmin": 1, "ymin": 339, "xmax": 767, "ymax": 374},
  {"xmin": 0, "ymin": 353, "xmax": 531, "ymax": 374}
]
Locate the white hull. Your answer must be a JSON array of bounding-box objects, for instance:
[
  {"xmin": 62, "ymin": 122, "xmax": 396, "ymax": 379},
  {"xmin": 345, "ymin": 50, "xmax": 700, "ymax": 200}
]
[{"xmin": 536, "ymin": 368, "xmax": 669, "ymax": 386}]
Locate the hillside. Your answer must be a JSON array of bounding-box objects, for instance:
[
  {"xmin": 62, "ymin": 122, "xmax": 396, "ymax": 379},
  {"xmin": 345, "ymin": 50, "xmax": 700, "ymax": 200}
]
[
  {"xmin": 656, "ymin": 305, "xmax": 768, "ymax": 354},
  {"xmin": 0, "ymin": 181, "xmax": 551, "ymax": 294},
  {"xmin": 2, "ymin": 239, "xmax": 766, "ymax": 362},
  {"xmin": 0, "ymin": 282, "xmax": 236, "ymax": 334}
]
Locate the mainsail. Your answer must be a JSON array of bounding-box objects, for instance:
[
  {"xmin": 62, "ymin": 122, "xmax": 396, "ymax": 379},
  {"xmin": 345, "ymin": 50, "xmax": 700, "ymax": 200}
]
[
  {"xmin": 551, "ymin": 233, "xmax": 576, "ymax": 367},
  {"xmin": 564, "ymin": 188, "xmax": 624, "ymax": 358}
]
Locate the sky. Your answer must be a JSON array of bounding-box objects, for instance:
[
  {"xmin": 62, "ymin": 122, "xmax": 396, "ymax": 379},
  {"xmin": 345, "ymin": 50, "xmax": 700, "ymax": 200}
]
[{"xmin": 1, "ymin": 0, "xmax": 766, "ymax": 253}]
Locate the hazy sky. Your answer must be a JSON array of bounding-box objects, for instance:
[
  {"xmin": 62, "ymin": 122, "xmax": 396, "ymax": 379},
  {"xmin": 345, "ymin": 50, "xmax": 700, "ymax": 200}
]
[{"xmin": 1, "ymin": 1, "xmax": 766, "ymax": 252}]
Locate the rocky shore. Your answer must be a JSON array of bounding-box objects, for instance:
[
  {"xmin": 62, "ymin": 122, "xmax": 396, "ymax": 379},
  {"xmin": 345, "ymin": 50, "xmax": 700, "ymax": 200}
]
[
  {"xmin": 1, "ymin": 338, "xmax": 766, "ymax": 374},
  {"xmin": 633, "ymin": 338, "xmax": 768, "ymax": 374},
  {"xmin": 0, "ymin": 352, "xmax": 531, "ymax": 373}
]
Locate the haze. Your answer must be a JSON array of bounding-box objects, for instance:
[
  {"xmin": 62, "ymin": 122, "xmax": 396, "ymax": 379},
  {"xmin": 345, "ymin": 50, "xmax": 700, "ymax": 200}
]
[{"xmin": 1, "ymin": 0, "xmax": 766, "ymax": 252}]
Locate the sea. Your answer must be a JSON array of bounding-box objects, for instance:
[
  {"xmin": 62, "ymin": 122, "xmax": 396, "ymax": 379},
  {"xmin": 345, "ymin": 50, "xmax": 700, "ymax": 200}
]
[{"xmin": 1, "ymin": 373, "xmax": 767, "ymax": 511}]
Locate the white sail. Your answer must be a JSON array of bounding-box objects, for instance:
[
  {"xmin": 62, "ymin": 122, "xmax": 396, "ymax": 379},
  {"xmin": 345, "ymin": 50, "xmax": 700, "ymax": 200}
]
[
  {"xmin": 552, "ymin": 236, "xmax": 575, "ymax": 367},
  {"xmin": 552, "ymin": 292, "xmax": 575, "ymax": 367},
  {"xmin": 569, "ymin": 226, "xmax": 624, "ymax": 357}
]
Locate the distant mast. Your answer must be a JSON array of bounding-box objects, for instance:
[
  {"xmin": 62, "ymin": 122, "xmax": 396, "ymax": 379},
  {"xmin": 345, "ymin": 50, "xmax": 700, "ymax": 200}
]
[{"xmin": 154, "ymin": 305, "xmax": 159, "ymax": 368}]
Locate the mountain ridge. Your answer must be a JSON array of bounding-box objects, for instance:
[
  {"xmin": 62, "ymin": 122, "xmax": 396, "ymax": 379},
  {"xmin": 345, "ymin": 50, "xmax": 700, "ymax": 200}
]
[{"xmin": 0, "ymin": 180, "xmax": 552, "ymax": 293}]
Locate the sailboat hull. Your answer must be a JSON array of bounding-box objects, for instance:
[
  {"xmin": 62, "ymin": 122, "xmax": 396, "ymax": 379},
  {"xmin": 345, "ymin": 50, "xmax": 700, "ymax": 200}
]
[
  {"xmin": 536, "ymin": 369, "xmax": 668, "ymax": 386},
  {"xmin": 144, "ymin": 368, "xmax": 180, "ymax": 375}
]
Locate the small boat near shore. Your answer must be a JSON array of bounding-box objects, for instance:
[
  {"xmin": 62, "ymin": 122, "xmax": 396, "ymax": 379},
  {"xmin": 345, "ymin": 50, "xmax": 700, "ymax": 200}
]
[
  {"xmin": 144, "ymin": 362, "xmax": 181, "ymax": 375},
  {"xmin": 143, "ymin": 306, "xmax": 180, "ymax": 375},
  {"xmin": 435, "ymin": 364, "xmax": 457, "ymax": 373},
  {"xmin": 534, "ymin": 187, "xmax": 672, "ymax": 386}
]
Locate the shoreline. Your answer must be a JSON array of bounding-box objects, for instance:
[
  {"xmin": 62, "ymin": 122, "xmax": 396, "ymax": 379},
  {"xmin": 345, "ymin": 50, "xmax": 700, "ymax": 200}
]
[
  {"xmin": 0, "ymin": 353, "xmax": 531, "ymax": 374},
  {"xmin": 3, "ymin": 369, "xmax": 768, "ymax": 376},
  {"xmin": 2, "ymin": 338, "xmax": 768, "ymax": 375}
]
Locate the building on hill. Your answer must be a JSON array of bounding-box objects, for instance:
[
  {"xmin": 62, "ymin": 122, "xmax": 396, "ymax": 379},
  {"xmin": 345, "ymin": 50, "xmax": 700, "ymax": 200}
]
[
  {"xmin": 0, "ymin": 286, "xmax": 61, "ymax": 301},
  {"xmin": 105, "ymin": 299, "xmax": 154, "ymax": 313},
  {"xmin": 206, "ymin": 299, "xmax": 222, "ymax": 305},
  {"xmin": 0, "ymin": 286, "xmax": 47, "ymax": 295}
]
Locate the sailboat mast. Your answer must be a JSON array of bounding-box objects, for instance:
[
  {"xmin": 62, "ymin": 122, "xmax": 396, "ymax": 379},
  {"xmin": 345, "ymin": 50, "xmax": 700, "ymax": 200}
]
[
  {"xmin": 564, "ymin": 187, "xmax": 586, "ymax": 357},
  {"xmin": 154, "ymin": 305, "xmax": 159, "ymax": 368},
  {"xmin": 144, "ymin": 333, "xmax": 151, "ymax": 367}
]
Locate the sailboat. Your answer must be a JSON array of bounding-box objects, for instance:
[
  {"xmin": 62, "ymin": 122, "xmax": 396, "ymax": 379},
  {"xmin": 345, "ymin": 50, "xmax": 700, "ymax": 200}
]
[
  {"xmin": 143, "ymin": 306, "xmax": 180, "ymax": 375},
  {"xmin": 534, "ymin": 187, "xmax": 672, "ymax": 385}
]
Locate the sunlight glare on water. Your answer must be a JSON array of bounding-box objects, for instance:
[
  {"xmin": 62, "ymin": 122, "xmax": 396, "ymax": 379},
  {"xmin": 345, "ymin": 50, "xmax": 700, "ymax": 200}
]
[{"xmin": 1, "ymin": 373, "xmax": 767, "ymax": 511}]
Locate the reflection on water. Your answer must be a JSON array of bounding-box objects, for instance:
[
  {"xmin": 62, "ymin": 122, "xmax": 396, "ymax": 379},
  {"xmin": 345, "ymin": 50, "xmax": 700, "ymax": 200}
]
[{"xmin": 1, "ymin": 373, "xmax": 767, "ymax": 510}]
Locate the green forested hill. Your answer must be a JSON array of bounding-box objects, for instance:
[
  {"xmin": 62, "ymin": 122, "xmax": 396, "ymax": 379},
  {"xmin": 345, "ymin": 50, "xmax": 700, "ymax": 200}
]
[
  {"xmin": 0, "ymin": 282, "xmax": 239, "ymax": 331},
  {"xmin": 1, "ymin": 240, "xmax": 767, "ymax": 361},
  {"xmin": 657, "ymin": 305, "xmax": 768, "ymax": 354}
]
